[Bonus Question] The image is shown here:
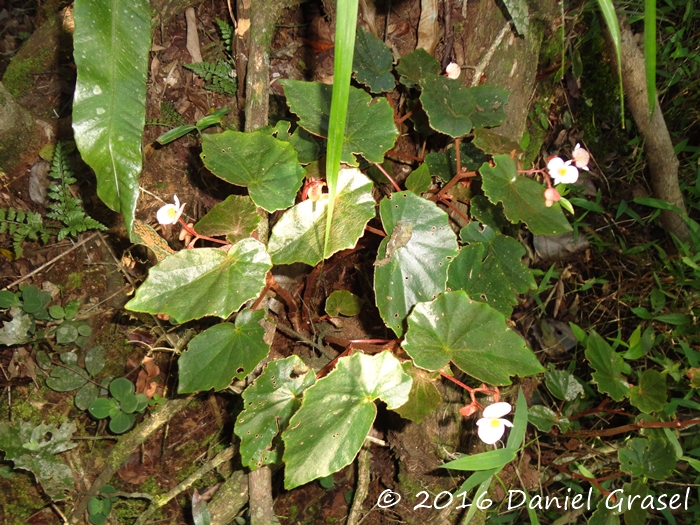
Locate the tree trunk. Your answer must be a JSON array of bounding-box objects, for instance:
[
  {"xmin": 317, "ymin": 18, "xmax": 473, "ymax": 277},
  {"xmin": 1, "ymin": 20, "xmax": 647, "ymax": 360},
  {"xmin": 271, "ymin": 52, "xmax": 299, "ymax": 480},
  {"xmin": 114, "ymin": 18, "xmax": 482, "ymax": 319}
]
[{"xmin": 608, "ymin": 15, "xmax": 690, "ymax": 241}]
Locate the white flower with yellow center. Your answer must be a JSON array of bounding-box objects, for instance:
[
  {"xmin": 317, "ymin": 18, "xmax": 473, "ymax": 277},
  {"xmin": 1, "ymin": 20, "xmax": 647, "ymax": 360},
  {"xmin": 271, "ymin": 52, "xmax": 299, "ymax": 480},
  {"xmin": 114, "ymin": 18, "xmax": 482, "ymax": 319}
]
[
  {"xmin": 476, "ymin": 402, "xmax": 513, "ymax": 444},
  {"xmin": 156, "ymin": 195, "xmax": 186, "ymax": 225},
  {"xmin": 547, "ymin": 157, "xmax": 579, "ymax": 185}
]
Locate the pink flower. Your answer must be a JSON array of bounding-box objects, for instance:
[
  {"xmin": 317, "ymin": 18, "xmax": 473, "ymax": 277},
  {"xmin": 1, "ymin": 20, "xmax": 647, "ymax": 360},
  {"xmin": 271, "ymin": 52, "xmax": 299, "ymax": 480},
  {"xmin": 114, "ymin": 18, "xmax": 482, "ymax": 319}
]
[
  {"xmin": 571, "ymin": 143, "xmax": 590, "ymax": 170},
  {"xmin": 547, "ymin": 157, "xmax": 579, "ymax": 185},
  {"xmin": 544, "ymin": 187, "xmax": 561, "ymax": 207}
]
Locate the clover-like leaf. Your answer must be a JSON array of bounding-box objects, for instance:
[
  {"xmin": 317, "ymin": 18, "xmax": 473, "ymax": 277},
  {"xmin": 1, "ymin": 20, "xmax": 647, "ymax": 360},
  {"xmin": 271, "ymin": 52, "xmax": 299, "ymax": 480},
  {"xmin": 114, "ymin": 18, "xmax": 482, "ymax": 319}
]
[
  {"xmin": 85, "ymin": 346, "xmax": 105, "ymax": 377},
  {"xmin": 629, "ymin": 369, "xmax": 667, "ymax": 413},
  {"xmin": 393, "ymin": 361, "xmax": 442, "ymax": 424},
  {"xmin": 447, "ymin": 234, "xmax": 535, "ymax": 316},
  {"xmin": 0, "ymin": 421, "xmax": 77, "ymax": 500},
  {"xmin": 268, "ymin": 168, "xmax": 375, "ymax": 265},
  {"xmin": 374, "ymin": 192, "xmax": 458, "ymax": 336},
  {"xmin": 178, "ymin": 310, "xmax": 270, "ymax": 394},
  {"xmin": 281, "ymin": 80, "xmax": 398, "ymax": 165},
  {"xmin": 403, "ymin": 291, "xmax": 544, "ymax": 385},
  {"xmin": 234, "ymin": 356, "xmax": 315, "ymax": 469},
  {"xmin": 72, "ymin": 0, "xmax": 150, "ymax": 233},
  {"xmin": 282, "ymin": 351, "xmax": 411, "ymax": 489},
  {"xmin": 352, "ymin": 27, "xmax": 395, "ymax": 93},
  {"xmin": 109, "ymin": 411, "xmax": 135, "ymax": 434},
  {"xmin": 201, "ymin": 130, "xmax": 304, "ymax": 212},
  {"xmin": 75, "ymin": 382, "xmax": 99, "ymax": 411},
  {"xmin": 396, "ymin": 48, "xmax": 441, "ymax": 89},
  {"xmin": 46, "ymin": 365, "xmax": 88, "ymax": 392},
  {"xmin": 125, "ymin": 239, "xmax": 271, "ymax": 323},
  {"xmin": 585, "ymin": 331, "xmax": 630, "ymax": 401},
  {"xmin": 325, "ymin": 290, "xmax": 363, "ymax": 317},
  {"xmin": 419, "ymin": 75, "xmax": 475, "ymax": 138},
  {"xmin": 480, "ymin": 155, "xmax": 572, "ymax": 235},
  {"xmin": 194, "ymin": 195, "xmax": 261, "ymax": 244},
  {"xmin": 618, "ymin": 437, "xmax": 676, "ymax": 480}
]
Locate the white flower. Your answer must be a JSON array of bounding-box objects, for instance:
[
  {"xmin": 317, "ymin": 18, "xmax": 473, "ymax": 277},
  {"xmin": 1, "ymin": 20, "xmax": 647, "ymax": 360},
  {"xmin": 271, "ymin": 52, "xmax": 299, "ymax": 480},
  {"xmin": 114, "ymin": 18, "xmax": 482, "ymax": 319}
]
[
  {"xmin": 571, "ymin": 143, "xmax": 590, "ymax": 170},
  {"xmin": 445, "ymin": 62, "xmax": 461, "ymax": 79},
  {"xmin": 156, "ymin": 195, "xmax": 186, "ymax": 225},
  {"xmin": 476, "ymin": 402, "xmax": 514, "ymax": 444},
  {"xmin": 547, "ymin": 157, "xmax": 579, "ymax": 185}
]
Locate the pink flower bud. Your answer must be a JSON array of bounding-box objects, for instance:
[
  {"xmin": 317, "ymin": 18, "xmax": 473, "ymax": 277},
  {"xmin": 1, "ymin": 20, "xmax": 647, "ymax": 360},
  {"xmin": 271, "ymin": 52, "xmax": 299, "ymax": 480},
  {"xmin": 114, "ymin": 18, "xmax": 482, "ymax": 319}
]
[{"xmin": 544, "ymin": 187, "xmax": 561, "ymax": 207}]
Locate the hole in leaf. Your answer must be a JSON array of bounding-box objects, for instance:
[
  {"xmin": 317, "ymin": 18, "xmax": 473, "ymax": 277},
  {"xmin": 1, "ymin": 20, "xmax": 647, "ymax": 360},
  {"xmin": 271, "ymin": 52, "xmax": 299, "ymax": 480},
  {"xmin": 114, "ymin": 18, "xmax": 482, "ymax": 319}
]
[{"xmin": 237, "ymin": 367, "xmax": 244, "ymax": 374}]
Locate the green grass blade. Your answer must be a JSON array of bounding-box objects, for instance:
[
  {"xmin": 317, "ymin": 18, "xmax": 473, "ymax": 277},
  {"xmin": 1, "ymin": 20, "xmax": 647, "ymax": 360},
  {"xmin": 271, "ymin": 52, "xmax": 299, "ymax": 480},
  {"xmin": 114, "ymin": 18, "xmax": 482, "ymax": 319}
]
[
  {"xmin": 644, "ymin": 0, "xmax": 657, "ymax": 117},
  {"xmin": 324, "ymin": 0, "xmax": 360, "ymax": 260},
  {"xmin": 596, "ymin": 0, "xmax": 625, "ymax": 127}
]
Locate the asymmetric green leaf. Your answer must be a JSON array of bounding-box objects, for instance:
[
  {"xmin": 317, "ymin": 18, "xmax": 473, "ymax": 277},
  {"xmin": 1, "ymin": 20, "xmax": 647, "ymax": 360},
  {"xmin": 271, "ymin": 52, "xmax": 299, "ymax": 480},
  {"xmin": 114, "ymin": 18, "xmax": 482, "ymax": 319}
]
[
  {"xmin": 467, "ymin": 85, "xmax": 510, "ymax": 129},
  {"xmin": 281, "ymin": 80, "xmax": 398, "ymax": 164},
  {"xmin": 528, "ymin": 405, "xmax": 570, "ymax": 432},
  {"xmin": 178, "ymin": 310, "xmax": 270, "ymax": 394},
  {"xmin": 273, "ymin": 120, "xmax": 320, "ymax": 164},
  {"xmin": 352, "ymin": 27, "xmax": 395, "ymax": 93},
  {"xmin": 282, "ymin": 351, "xmax": 411, "ymax": 489},
  {"xmin": 480, "ymin": 155, "xmax": 572, "ymax": 235},
  {"xmin": 420, "ymin": 75, "xmax": 475, "ymax": 137},
  {"xmin": 125, "ymin": 239, "xmax": 272, "ymax": 323},
  {"xmin": 544, "ymin": 366, "xmax": 585, "ymax": 401},
  {"xmin": 585, "ymin": 331, "xmax": 630, "ymax": 401},
  {"xmin": 405, "ymin": 164, "xmax": 431, "ymax": 195},
  {"xmin": 393, "ymin": 362, "xmax": 442, "ymax": 423},
  {"xmin": 201, "ymin": 130, "xmax": 304, "ymax": 212},
  {"xmin": 618, "ymin": 437, "xmax": 676, "ymax": 480},
  {"xmin": 629, "ymin": 369, "xmax": 667, "ymax": 413},
  {"xmin": 396, "ymin": 48, "xmax": 441, "ymax": 89},
  {"xmin": 0, "ymin": 421, "xmax": 77, "ymax": 500},
  {"xmin": 268, "ymin": 168, "xmax": 375, "ymax": 266},
  {"xmin": 235, "ymin": 356, "xmax": 315, "ymax": 469},
  {"xmin": 447, "ymin": 234, "xmax": 535, "ymax": 316},
  {"xmin": 194, "ymin": 195, "xmax": 260, "ymax": 244},
  {"xmin": 374, "ymin": 192, "xmax": 458, "ymax": 336},
  {"xmin": 403, "ymin": 291, "xmax": 544, "ymax": 385},
  {"xmin": 72, "ymin": 0, "xmax": 150, "ymax": 233}
]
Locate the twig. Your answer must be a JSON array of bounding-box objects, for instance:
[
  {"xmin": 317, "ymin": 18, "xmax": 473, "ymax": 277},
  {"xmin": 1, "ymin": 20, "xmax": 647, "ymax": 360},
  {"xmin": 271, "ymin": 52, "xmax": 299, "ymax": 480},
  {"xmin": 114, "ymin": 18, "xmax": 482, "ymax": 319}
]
[
  {"xmin": 99, "ymin": 490, "xmax": 152, "ymax": 500},
  {"xmin": 346, "ymin": 443, "xmax": 371, "ymax": 525},
  {"xmin": 470, "ymin": 22, "xmax": 511, "ymax": 87},
  {"xmin": 2, "ymin": 233, "xmax": 99, "ymax": 290},
  {"xmin": 273, "ymin": 321, "xmax": 336, "ymax": 361},
  {"xmin": 562, "ymin": 418, "xmax": 700, "ymax": 438},
  {"xmin": 132, "ymin": 447, "xmax": 235, "ymax": 525}
]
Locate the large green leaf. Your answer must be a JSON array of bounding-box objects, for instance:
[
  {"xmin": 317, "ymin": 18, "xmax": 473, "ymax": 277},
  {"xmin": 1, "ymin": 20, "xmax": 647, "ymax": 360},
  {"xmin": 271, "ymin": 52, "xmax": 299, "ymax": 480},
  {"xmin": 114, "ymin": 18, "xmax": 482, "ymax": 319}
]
[
  {"xmin": 178, "ymin": 310, "xmax": 270, "ymax": 394},
  {"xmin": 268, "ymin": 168, "xmax": 375, "ymax": 265},
  {"xmin": 0, "ymin": 421, "xmax": 77, "ymax": 500},
  {"xmin": 234, "ymin": 356, "xmax": 315, "ymax": 469},
  {"xmin": 125, "ymin": 239, "xmax": 271, "ymax": 323},
  {"xmin": 403, "ymin": 291, "xmax": 544, "ymax": 385},
  {"xmin": 396, "ymin": 48, "xmax": 440, "ymax": 89},
  {"xmin": 480, "ymin": 155, "xmax": 572, "ymax": 235},
  {"xmin": 273, "ymin": 120, "xmax": 319, "ymax": 164},
  {"xmin": 72, "ymin": 0, "xmax": 150, "ymax": 233},
  {"xmin": 374, "ymin": 192, "xmax": 458, "ymax": 336},
  {"xmin": 194, "ymin": 195, "xmax": 261, "ymax": 244},
  {"xmin": 282, "ymin": 351, "xmax": 411, "ymax": 489},
  {"xmin": 618, "ymin": 437, "xmax": 676, "ymax": 480},
  {"xmin": 447, "ymin": 234, "xmax": 535, "ymax": 316},
  {"xmin": 352, "ymin": 27, "xmax": 395, "ymax": 93},
  {"xmin": 393, "ymin": 361, "xmax": 441, "ymax": 423},
  {"xmin": 419, "ymin": 75, "xmax": 475, "ymax": 137},
  {"xmin": 585, "ymin": 331, "xmax": 630, "ymax": 401},
  {"xmin": 280, "ymin": 80, "xmax": 398, "ymax": 165},
  {"xmin": 201, "ymin": 130, "xmax": 305, "ymax": 212}
]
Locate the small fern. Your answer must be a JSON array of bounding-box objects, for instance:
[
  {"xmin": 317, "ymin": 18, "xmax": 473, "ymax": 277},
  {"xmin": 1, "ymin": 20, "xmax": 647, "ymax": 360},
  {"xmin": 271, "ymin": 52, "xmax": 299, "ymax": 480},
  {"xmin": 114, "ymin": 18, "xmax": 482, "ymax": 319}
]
[
  {"xmin": 0, "ymin": 207, "xmax": 51, "ymax": 258},
  {"xmin": 184, "ymin": 61, "xmax": 237, "ymax": 96},
  {"xmin": 46, "ymin": 142, "xmax": 107, "ymax": 241},
  {"xmin": 147, "ymin": 100, "xmax": 185, "ymax": 127},
  {"xmin": 216, "ymin": 18, "xmax": 234, "ymax": 56}
]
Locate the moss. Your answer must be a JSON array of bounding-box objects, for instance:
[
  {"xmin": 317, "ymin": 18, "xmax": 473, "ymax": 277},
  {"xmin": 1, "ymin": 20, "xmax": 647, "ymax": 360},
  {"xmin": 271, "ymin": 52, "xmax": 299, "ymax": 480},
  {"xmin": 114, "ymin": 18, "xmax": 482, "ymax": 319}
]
[
  {"xmin": 2, "ymin": 49, "xmax": 53, "ymax": 100},
  {"xmin": 0, "ymin": 470, "xmax": 46, "ymax": 524}
]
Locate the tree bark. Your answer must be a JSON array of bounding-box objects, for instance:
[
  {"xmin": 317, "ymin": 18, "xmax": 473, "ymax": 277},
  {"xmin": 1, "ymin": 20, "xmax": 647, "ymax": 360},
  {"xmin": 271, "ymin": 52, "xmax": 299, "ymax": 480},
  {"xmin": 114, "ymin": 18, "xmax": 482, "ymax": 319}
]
[{"xmin": 608, "ymin": 15, "xmax": 690, "ymax": 241}]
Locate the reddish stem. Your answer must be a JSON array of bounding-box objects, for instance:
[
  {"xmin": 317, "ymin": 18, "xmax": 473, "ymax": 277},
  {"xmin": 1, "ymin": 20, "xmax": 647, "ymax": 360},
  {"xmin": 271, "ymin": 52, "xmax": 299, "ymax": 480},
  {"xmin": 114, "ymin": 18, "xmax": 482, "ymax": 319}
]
[
  {"xmin": 178, "ymin": 218, "xmax": 230, "ymax": 247},
  {"xmin": 373, "ymin": 162, "xmax": 402, "ymax": 192}
]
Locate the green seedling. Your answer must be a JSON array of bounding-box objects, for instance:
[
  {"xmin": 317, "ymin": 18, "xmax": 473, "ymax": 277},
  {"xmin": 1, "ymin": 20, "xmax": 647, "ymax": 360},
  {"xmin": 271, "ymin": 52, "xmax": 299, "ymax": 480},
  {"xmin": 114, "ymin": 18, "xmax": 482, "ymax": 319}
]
[
  {"xmin": 88, "ymin": 484, "xmax": 118, "ymax": 525},
  {"xmin": 88, "ymin": 378, "xmax": 149, "ymax": 434}
]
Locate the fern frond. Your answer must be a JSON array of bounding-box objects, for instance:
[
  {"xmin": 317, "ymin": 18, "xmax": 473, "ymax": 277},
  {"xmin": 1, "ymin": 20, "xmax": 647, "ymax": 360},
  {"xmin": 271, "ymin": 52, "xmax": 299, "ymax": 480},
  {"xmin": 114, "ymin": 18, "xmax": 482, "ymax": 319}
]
[
  {"xmin": 216, "ymin": 18, "xmax": 234, "ymax": 55},
  {"xmin": 184, "ymin": 61, "xmax": 237, "ymax": 96}
]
